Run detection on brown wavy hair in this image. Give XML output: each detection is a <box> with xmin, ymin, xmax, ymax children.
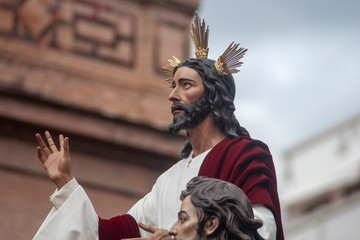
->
<box><xmin>181</xmin><ymin>176</ymin><xmax>263</xmax><ymax>240</ymax></box>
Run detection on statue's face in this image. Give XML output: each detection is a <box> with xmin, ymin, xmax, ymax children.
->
<box><xmin>168</xmin><ymin>66</ymin><xmax>211</xmax><ymax>134</ymax></box>
<box><xmin>169</xmin><ymin>196</ymin><xmax>198</xmax><ymax>240</ymax></box>
<box><xmin>168</xmin><ymin>66</ymin><xmax>205</xmax><ymax>115</ymax></box>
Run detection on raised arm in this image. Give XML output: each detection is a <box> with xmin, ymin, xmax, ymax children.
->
<box><xmin>36</xmin><ymin>131</ymin><xmax>73</xmax><ymax>189</ymax></box>
<box><xmin>34</xmin><ymin>131</ymin><xmax>100</xmax><ymax>240</ymax></box>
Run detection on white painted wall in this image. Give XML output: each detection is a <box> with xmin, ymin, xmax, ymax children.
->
<box><xmin>282</xmin><ymin>115</ymin><xmax>360</xmax><ymax>206</ymax></box>
<box><xmin>285</xmin><ymin>191</ymin><xmax>360</xmax><ymax>240</ymax></box>
<box><xmin>282</xmin><ymin>115</ymin><xmax>360</xmax><ymax>239</ymax></box>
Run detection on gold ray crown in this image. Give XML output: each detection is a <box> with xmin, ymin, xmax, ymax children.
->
<box><xmin>163</xmin><ymin>56</ymin><xmax>181</xmax><ymax>82</ymax></box>
<box><xmin>215</xmin><ymin>42</ymin><xmax>248</xmax><ymax>75</ymax></box>
<box><xmin>190</xmin><ymin>11</ymin><xmax>209</xmax><ymax>59</ymax></box>
<box><xmin>162</xmin><ymin>12</ymin><xmax>247</xmax><ymax>81</ymax></box>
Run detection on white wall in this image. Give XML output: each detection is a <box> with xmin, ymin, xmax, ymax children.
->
<box><xmin>285</xmin><ymin>190</ymin><xmax>360</xmax><ymax>240</ymax></box>
<box><xmin>282</xmin><ymin>116</ymin><xmax>360</xmax><ymax>206</ymax></box>
<box><xmin>282</xmin><ymin>115</ymin><xmax>360</xmax><ymax>239</ymax></box>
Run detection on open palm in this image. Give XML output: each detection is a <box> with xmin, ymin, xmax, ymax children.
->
<box><xmin>36</xmin><ymin>131</ymin><xmax>73</xmax><ymax>189</ymax></box>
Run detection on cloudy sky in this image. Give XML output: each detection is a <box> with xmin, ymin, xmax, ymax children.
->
<box><xmin>198</xmin><ymin>0</ymin><xmax>360</xmax><ymax>192</ymax></box>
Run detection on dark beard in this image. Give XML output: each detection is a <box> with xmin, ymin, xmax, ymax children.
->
<box><xmin>168</xmin><ymin>95</ymin><xmax>211</xmax><ymax>134</ymax></box>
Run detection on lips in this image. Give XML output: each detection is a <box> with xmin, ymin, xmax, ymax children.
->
<box><xmin>171</xmin><ymin>104</ymin><xmax>184</xmax><ymax>113</ymax></box>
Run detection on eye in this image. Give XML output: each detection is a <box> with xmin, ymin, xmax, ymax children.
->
<box><xmin>179</xmin><ymin>213</ymin><xmax>188</xmax><ymax>223</ymax></box>
<box><xmin>183</xmin><ymin>82</ymin><xmax>192</xmax><ymax>88</ymax></box>
<box><xmin>179</xmin><ymin>216</ymin><xmax>186</xmax><ymax>224</ymax></box>
<box><xmin>171</xmin><ymin>82</ymin><xmax>176</xmax><ymax>89</ymax></box>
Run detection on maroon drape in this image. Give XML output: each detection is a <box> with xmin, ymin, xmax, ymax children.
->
<box><xmin>198</xmin><ymin>137</ymin><xmax>284</xmax><ymax>240</ymax></box>
<box><xmin>98</xmin><ymin>214</ymin><xmax>140</xmax><ymax>240</ymax></box>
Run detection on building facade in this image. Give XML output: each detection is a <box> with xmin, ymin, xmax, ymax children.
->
<box><xmin>282</xmin><ymin>114</ymin><xmax>360</xmax><ymax>239</ymax></box>
<box><xmin>0</xmin><ymin>0</ymin><xmax>200</xmax><ymax>239</ymax></box>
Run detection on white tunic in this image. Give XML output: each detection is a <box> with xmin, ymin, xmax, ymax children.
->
<box><xmin>127</xmin><ymin>149</ymin><xmax>211</xmax><ymax>235</ymax></box>
<box><xmin>33</xmin><ymin>150</ymin><xmax>276</xmax><ymax>240</ymax></box>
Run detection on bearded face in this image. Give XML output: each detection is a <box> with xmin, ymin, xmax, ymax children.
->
<box><xmin>168</xmin><ymin>94</ymin><xmax>211</xmax><ymax>134</ymax></box>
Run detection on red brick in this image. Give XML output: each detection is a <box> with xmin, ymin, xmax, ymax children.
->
<box><xmin>98</xmin><ymin>41</ymin><xmax>132</xmax><ymax>62</ymax></box>
<box><xmin>0</xmin><ymin>8</ymin><xmax>13</xmax><ymax>32</ymax></box>
<box><xmin>0</xmin><ymin>1</ymin><xmax>200</xmax><ymax>239</ymax></box>
<box><xmin>56</xmin><ymin>25</ymin><xmax>74</xmax><ymax>50</ymax></box>
<box><xmin>116</xmin><ymin>14</ymin><xmax>133</xmax><ymax>38</ymax></box>
<box><xmin>59</xmin><ymin>1</ymin><xmax>73</xmax><ymax>23</ymax></box>
<box><xmin>18</xmin><ymin>0</ymin><xmax>53</xmax><ymax>37</ymax></box>
<box><xmin>76</xmin><ymin>19</ymin><xmax>116</xmax><ymax>45</ymax></box>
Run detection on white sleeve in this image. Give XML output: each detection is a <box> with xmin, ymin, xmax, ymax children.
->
<box><xmin>253</xmin><ymin>204</ymin><xmax>276</xmax><ymax>240</ymax></box>
<box><xmin>127</xmin><ymin>178</ymin><xmax>160</xmax><ymax>237</ymax></box>
<box><xmin>127</xmin><ymin>162</ymin><xmax>180</xmax><ymax>237</ymax></box>
<box><xmin>33</xmin><ymin>178</ymin><xmax>99</xmax><ymax>240</ymax></box>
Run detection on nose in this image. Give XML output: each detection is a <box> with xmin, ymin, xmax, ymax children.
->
<box><xmin>168</xmin><ymin>229</ymin><xmax>177</xmax><ymax>238</ymax></box>
<box><xmin>168</xmin><ymin>221</ymin><xmax>179</xmax><ymax>238</ymax></box>
<box><xmin>168</xmin><ymin>87</ymin><xmax>180</xmax><ymax>102</ymax></box>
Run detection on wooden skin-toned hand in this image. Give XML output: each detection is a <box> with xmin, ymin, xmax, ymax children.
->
<box><xmin>123</xmin><ymin>223</ymin><xmax>172</xmax><ymax>240</ymax></box>
<box><xmin>36</xmin><ymin>131</ymin><xmax>73</xmax><ymax>189</ymax></box>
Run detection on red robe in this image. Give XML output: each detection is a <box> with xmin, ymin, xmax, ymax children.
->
<box><xmin>198</xmin><ymin>137</ymin><xmax>284</xmax><ymax>240</ymax></box>
<box><xmin>99</xmin><ymin>215</ymin><xmax>140</xmax><ymax>239</ymax></box>
<box><xmin>99</xmin><ymin>137</ymin><xmax>284</xmax><ymax>240</ymax></box>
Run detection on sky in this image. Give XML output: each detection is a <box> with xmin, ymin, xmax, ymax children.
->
<box><xmin>198</xmin><ymin>0</ymin><xmax>360</xmax><ymax>192</ymax></box>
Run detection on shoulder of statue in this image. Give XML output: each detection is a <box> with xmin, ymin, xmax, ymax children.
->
<box><xmin>212</xmin><ymin>136</ymin><xmax>271</xmax><ymax>157</ymax></box>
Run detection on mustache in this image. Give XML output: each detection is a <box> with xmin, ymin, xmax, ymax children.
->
<box><xmin>171</xmin><ymin>97</ymin><xmax>211</xmax><ymax>120</ymax></box>
<box><xmin>168</xmin><ymin>96</ymin><xmax>211</xmax><ymax>135</ymax></box>
<box><xmin>171</xmin><ymin>102</ymin><xmax>192</xmax><ymax>114</ymax></box>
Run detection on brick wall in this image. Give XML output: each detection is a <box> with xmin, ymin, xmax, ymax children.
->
<box><xmin>0</xmin><ymin>0</ymin><xmax>199</xmax><ymax>239</ymax></box>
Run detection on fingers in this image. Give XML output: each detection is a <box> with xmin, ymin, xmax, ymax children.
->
<box><xmin>36</xmin><ymin>133</ymin><xmax>52</xmax><ymax>157</ymax></box>
<box><xmin>123</xmin><ymin>226</ymin><xmax>170</xmax><ymax>240</ymax></box>
<box><xmin>36</xmin><ymin>132</ymin><xmax>68</xmax><ymax>158</ymax></box>
<box><xmin>45</xmin><ymin>131</ymin><xmax>58</xmax><ymax>153</ymax></box>
<box><xmin>37</xmin><ymin>147</ymin><xmax>47</xmax><ymax>163</ymax></box>
<box><xmin>138</xmin><ymin>223</ymin><xmax>157</xmax><ymax>233</ymax></box>
<box><xmin>63</xmin><ymin>137</ymin><xmax>70</xmax><ymax>160</ymax></box>
<box><xmin>59</xmin><ymin>134</ymin><xmax>64</xmax><ymax>149</ymax></box>
<box><xmin>59</xmin><ymin>134</ymin><xmax>71</xmax><ymax>160</ymax></box>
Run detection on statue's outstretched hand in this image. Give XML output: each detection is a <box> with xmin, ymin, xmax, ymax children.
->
<box><xmin>123</xmin><ymin>223</ymin><xmax>172</xmax><ymax>240</ymax></box>
<box><xmin>36</xmin><ymin>131</ymin><xmax>73</xmax><ymax>189</ymax></box>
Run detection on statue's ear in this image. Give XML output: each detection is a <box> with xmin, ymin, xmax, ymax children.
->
<box><xmin>204</xmin><ymin>216</ymin><xmax>219</xmax><ymax>236</ymax></box>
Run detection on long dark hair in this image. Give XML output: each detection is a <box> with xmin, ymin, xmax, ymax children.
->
<box><xmin>181</xmin><ymin>176</ymin><xmax>263</xmax><ymax>240</ymax></box>
<box><xmin>174</xmin><ymin>58</ymin><xmax>250</xmax><ymax>158</ymax></box>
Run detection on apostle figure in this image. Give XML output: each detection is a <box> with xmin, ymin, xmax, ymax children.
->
<box><xmin>33</xmin><ymin>12</ymin><xmax>284</xmax><ymax>240</ymax></box>
<box><xmin>168</xmin><ymin>176</ymin><xmax>263</xmax><ymax>240</ymax></box>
